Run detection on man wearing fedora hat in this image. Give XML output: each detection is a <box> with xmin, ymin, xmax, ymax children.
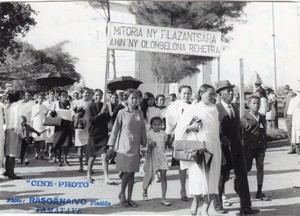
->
<box><xmin>215</xmin><ymin>80</ymin><xmax>259</xmax><ymax>215</ymax></box>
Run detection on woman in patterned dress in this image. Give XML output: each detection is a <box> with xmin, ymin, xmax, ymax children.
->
<box><xmin>142</xmin><ymin>116</ymin><xmax>171</xmax><ymax>206</ymax></box>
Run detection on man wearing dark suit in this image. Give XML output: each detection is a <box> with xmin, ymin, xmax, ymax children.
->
<box><xmin>215</xmin><ymin>80</ymin><xmax>259</xmax><ymax>215</ymax></box>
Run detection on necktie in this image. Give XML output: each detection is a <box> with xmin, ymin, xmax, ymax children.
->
<box><xmin>228</xmin><ymin>105</ymin><xmax>234</xmax><ymax>118</ymax></box>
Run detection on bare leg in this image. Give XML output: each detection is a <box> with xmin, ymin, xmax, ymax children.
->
<box><xmin>160</xmin><ymin>170</ymin><xmax>167</xmax><ymax>200</ymax></box>
<box><xmin>200</xmin><ymin>194</ymin><xmax>212</xmax><ymax>216</ymax></box>
<box><xmin>101</xmin><ymin>152</ymin><xmax>110</xmax><ymax>181</ymax></box>
<box><xmin>87</xmin><ymin>155</ymin><xmax>96</xmax><ymax>180</ymax></box>
<box><xmin>78</xmin><ymin>147</ymin><xmax>83</xmax><ymax>170</ymax></box>
<box><xmin>127</xmin><ymin>172</ymin><xmax>135</xmax><ymax>202</ymax></box>
<box><xmin>190</xmin><ymin>195</ymin><xmax>201</xmax><ymax>215</ymax></box>
<box><xmin>179</xmin><ymin>169</ymin><xmax>187</xmax><ymax>200</ymax></box>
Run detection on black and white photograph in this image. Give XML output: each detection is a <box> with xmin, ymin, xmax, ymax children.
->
<box><xmin>0</xmin><ymin>0</ymin><xmax>300</xmax><ymax>215</ymax></box>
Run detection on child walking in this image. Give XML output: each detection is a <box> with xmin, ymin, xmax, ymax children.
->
<box><xmin>142</xmin><ymin>116</ymin><xmax>171</xmax><ymax>206</ymax></box>
<box><xmin>241</xmin><ymin>95</ymin><xmax>269</xmax><ymax>201</ymax></box>
<box><xmin>107</xmin><ymin>89</ymin><xmax>147</xmax><ymax>208</ymax></box>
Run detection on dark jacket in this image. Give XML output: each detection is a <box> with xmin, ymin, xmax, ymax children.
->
<box><xmin>241</xmin><ymin>111</ymin><xmax>267</xmax><ymax>150</ymax></box>
<box><xmin>87</xmin><ymin>102</ymin><xmax>111</xmax><ymax>146</ymax></box>
<box><xmin>216</xmin><ymin>102</ymin><xmax>244</xmax><ymax>157</ymax></box>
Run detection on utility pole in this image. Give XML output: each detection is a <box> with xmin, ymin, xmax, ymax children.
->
<box><xmin>272</xmin><ymin>3</ymin><xmax>278</xmax><ymax>94</ymax></box>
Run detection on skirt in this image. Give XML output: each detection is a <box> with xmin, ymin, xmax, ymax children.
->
<box><xmin>5</xmin><ymin>129</ymin><xmax>22</xmax><ymax>157</ymax></box>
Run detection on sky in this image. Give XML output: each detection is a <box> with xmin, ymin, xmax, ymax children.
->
<box><xmin>19</xmin><ymin>1</ymin><xmax>300</xmax><ymax>91</ymax></box>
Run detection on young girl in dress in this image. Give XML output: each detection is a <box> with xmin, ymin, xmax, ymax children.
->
<box><xmin>107</xmin><ymin>89</ymin><xmax>147</xmax><ymax>208</ymax></box>
<box><xmin>142</xmin><ymin>116</ymin><xmax>171</xmax><ymax>206</ymax></box>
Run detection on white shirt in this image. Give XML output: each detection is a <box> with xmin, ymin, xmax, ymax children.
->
<box><xmin>287</xmin><ymin>94</ymin><xmax>300</xmax><ymax>115</ymax></box>
<box><xmin>221</xmin><ymin>100</ymin><xmax>235</xmax><ymax>117</ymax></box>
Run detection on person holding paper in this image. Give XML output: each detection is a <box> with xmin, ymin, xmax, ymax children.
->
<box><xmin>175</xmin><ymin>84</ymin><xmax>221</xmax><ymax>216</ymax></box>
<box><xmin>52</xmin><ymin>90</ymin><xmax>73</xmax><ymax>167</ymax></box>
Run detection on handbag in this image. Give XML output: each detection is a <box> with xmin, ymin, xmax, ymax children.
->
<box><xmin>43</xmin><ymin>116</ymin><xmax>62</xmax><ymax>127</ymax></box>
<box><xmin>173</xmin><ymin>133</ymin><xmax>205</xmax><ymax>162</ymax></box>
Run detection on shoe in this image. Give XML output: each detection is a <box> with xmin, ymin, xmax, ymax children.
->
<box><xmin>287</xmin><ymin>148</ymin><xmax>296</xmax><ymax>154</ymax></box>
<box><xmin>256</xmin><ymin>193</ymin><xmax>270</xmax><ymax>201</ymax></box>
<box><xmin>240</xmin><ymin>207</ymin><xmax>260</xmax><ymax>215</ymax></box>
<box><xmin>119</xmin><ymin>172</ymin><xmax>123</xmax><ymax>179</ymax></box>
<box><xmin>215</xmin><ymin>207</ymin><xmax>228</xmax><ymax>214</ymax></box>
<box><xmin>180</xmin><ymin>190</ymin><xmax>189</xmax><ymax>201</ymax></box>
<box><xmin>118</xmin><ymin>194</ymin><xmax>129</xmax><ymax>207</ymax></box>
<box><xmin>128</xmin><ymin>200</ymin><xmax>139</xmax><ymax>208</ymax></box>
<box><xmin>9</xmin><ymin>173</ymin><xmax>22</xmax><ymax>179</ymax></box>
<box><xmin>58</xmin><ymin>162</ymin><xmax>63</xmax><ymax>167</ymax></box>
<box><xmin>24</xmin><ymin>161</ymin><xmax>30</xmax><ymax>166</ymax></box>
<box><xmin>161</xmin><ymin>199</ymin><xmax>171</xmax><ymax>206</ymax></box>
<box><xmin>78</xmin><ymin>168</ymin><xmax>84</xmax><ymax>173</ymax></box>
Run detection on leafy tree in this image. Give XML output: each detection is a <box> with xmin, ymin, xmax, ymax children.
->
<box><xmin>129</xmin><ymin>1</ymin><xmax>247</xmax><ymax>83</ymax></box>
<box><xmin>0</xmin><ymin>40</ymin><xmax>81</xmax><ymax>91</ymax></box>
<box><xmin>0</xmin><ymin>2</ymin><xmax>37</xmax><ymax>62</ymax></box>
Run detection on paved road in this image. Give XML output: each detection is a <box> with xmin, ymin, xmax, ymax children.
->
<box><xmin>0</xmin><ymin>142</ymin><xmax>299</xmax><ymax>215</ymax></box>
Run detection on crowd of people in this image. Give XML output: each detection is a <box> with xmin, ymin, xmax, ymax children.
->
<box><xmin>0</xmin><ymin>79</ymin><xmax>299</xmax><ymax>215</ymax></box>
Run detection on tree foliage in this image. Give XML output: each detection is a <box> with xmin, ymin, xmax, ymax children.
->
<box><xmin>129</xmin><ymin>1</ymin><xmax>247</xmax><ymax>83</ymax></box>
<box><xmin>0</xmin><ymin>2</ymin><xmax>37</xmax><ymax>62</ymax></box>
<box><xmin>0</xmin><ymin>40</ymin><xmax>81</xmax><ymax>91</ymax></box>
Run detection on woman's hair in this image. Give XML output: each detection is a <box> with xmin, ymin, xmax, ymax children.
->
<box><xmin>196</xmin><ymin>84</ymin><xmax>214</xmax><ymax>102</ymax></box>
<box><xmin>123</xmin><ymin>88</ymin><xmax>138</xmax><ymax>101</ymax></box>
<box><xmin>140</xmin><ymin>92</ymin><xmax>155</xmax><ymax>120</ymax></box>
<box><xmin>59</xmin><ymin>90</ymin><xmax>68</xmax><ymax>96</ymax></box>
<box><xmin>36</xmin><ymin>93</ymin><xmax>44</xmax><ymax>98</ymax></box>
<box><xmin>48</xmin><ymin>90</ymin><xmax>55</xmax><ymax>95</ymax></box>
<box><xmin>5</xmin><ymin>92</ymin><xmax>17</xmax><ymax>103</ymax></box>
<box><xmin>94</xmin><ymin>89</ymin><xmax>103</xmax><ymax>95</ymax></box>
<box><xmin>110</xmin><ymin>93</ymin><xmax>118</xmax><ymax>99</ymax></box>
<box><xmin>179</xmin><ymin>85</ymin><xmax>192</xmax><ymax>93</ymax></box>
<box><xmin>155</xmin><ymin>94</ymin><xmax>165</xmax><ymax>102</ymax></box>
<box><xmin>150</xmin><ymin>116</ymin><xmax>162</xmax><ymax>126</ymax></box>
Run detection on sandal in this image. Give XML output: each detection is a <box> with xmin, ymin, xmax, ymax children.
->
<box><xmin>118</xmin><ymin>194</ymin><xmax>129</xmax><ymax>207</ymax></box>
<box><xmin>161</xmin><ymin>199</ymin><xmax>171</xmax><ymax>206</ymax></box>
<box><xmin>128</xmin><ymin>200</ymin><xmax>139</xmax><ymax>208</ymax></box>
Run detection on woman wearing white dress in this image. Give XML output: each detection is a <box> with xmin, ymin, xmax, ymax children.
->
<box><xmin>73</xmin><ymin>89</ymin><xmax>92</xmax><ymax>172</ymax></box>
<box><xmin>43</xmin><ymin>90</ymin><xmax>56</xmax><ymax>160</ymax></box>
<box><xmin>3</xmin><ymin>92</ymin><xmax>23</xmax><ymax>179</ymax></box>
<box><xmin>165</xmin><ymin>85</ymin><xmax>192</xmax><ymax>201</ymax></box>
<box><xmin>175</xmin><ymin>84</ymin><xmax>221</xmax><ymax>216</ymax></box>
<box><xmin>31</xmin><ymin>94</ymin><xmax>47</xmax><ymax>159</ymax></box>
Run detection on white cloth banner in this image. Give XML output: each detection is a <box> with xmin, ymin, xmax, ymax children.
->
<box><xmin>108</xmin><ymin>22</ymin><xmax>221</xmax><ymax>57</ymax></box>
